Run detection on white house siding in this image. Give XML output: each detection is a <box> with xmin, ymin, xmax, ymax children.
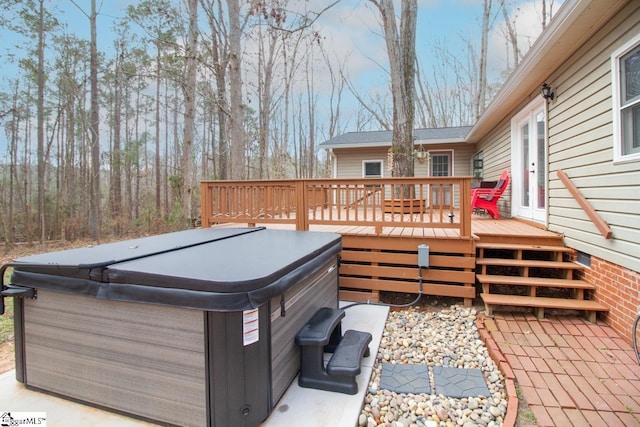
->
<box><xmin>334</xmin><ymin>147</ymin><xmax>390</xmax><ymax>178</ymax></box>
<box><xmin>473</xmin><ymin>116</ymin><xmax>516</xmax><ymax>218</ymax></box>
<box><xmin>332</xmin><ymin>145</ymin><xmax>474</xmax><ymax>208</ymax></box>
<box><xmin>333</xmin><ymin>145</ymin><xmax>473</xmax><ymax>179</ymax></box>
<box><xmin>546</xmin><ymin>1</ymin><xmax>640</xmax><ymax>273</ymax></box>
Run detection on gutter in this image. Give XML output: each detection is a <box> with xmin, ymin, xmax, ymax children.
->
<box><xmin>466</xmin><ymin>0</ymin><xmax>630</xmax><ymax>143</ymax></box>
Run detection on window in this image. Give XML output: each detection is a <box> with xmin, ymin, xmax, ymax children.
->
<box><xmin>363</xmin><ymin>160</ymin><xmax>383</xmax><ymax>178</ymax></box>
<box><xmin>612</xmin><ymin>34</ymin><xmax>640</xmax><ymax>162</ymax></box>
<box><xmin>429</xmin><ymin>151</ymin><xmax>451</xmax><ymax>177</ymax></box>
<box><xmin>472</xmin><ymin>152</ymin><xmax>484</xmax><ymax>179</ymax></box>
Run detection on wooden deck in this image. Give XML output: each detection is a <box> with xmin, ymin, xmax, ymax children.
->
<box><xmin>212</xmin><ymin>213</ymin><xmax>559</xmax><ymax>242</ymax></box>
<box><xmin>200</xmin><ymin>178</ymin><xmax>563</xmax><ymax>306</ymax></box>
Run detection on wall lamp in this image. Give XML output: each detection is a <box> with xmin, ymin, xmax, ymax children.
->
<box><xmin>541</xmin><ymin>83</ymin><xmax>555</xmax><ymax>101</ymax></box>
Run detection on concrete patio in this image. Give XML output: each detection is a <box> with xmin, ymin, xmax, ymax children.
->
<box><xmin>0</xmin><ymin>303</ymin><xmax>389</xmax><ymax>427</ymax></box>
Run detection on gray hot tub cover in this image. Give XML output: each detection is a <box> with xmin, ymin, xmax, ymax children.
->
<box><xmin>6</xmin><ymin>228</ymin><xmax>341</xmax><ymax>311</ymax></box>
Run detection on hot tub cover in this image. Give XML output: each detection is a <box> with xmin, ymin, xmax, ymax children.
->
<box><xmin>6</xmin><ymin>228</ymin><xmax>341</xmax><ymax>311</ymax></box>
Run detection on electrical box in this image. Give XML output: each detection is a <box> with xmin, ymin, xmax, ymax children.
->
<box><xmin>418</xmin><ymin>244</ymin><xmax>430</xmax><ymax>268</ymax></box>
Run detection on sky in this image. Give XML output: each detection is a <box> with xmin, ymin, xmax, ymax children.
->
<box><xmin>0</xmin><ymin>0</ymin><xmax>562</xmax><ymax>153</ymax></box>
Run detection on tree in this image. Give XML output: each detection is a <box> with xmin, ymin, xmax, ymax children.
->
<box><xmin>180</xmin><ymin>0</ymin><xmax>198</xmax><ymax>225</ymax></box>
<box><xmin>475</xmin><ymin>0</ymin><xmax>491</xmax><ymax>120</ymax></box>
<box><xmin>89</xmin><ymin>0</ymin><xmax>101</xmax><ymax>241</ymax></box>
<box><xmin>127</xmin><ymin>0</ymin><xmax>178</xmax><ymax>216</ymax></box>
<box><xmin>227</xmin><ymin>0</ymin><xmax>246</xmax><ymax>180</ymax></box>
<box><xmin>369</xmin><ymin>0</ymin><xmax>417</xmax><ymax>179</ymax></box>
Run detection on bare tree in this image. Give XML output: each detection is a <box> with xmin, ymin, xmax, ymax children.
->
<box><xmin>500</xmin><ymin>0</ymin><xmax>520</xmax><ymax>70</ymax></box>
<box><xmin>369</xmin><ymin>0</ymin><xmax>417</xmax><ymax>178</ymax></box>
<box><xmin>474</xmin><ymin>0</ymin><xmax>491</xmax><ymax>120</ymax></box>
<box><xmin>227</xmin><ymin>0</ymin><xmax>246</xmax><ymax>180</ymax></box>
<box><xmin>180</xmin><ymin>0</ymin><xmax>198</xmax><ymax>225</ymax></box>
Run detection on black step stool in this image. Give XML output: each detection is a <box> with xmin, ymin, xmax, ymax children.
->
<box><xmin>295</xmin><ymin>307</ymin><xmax>372</xmax><ymax>395</ymax></box>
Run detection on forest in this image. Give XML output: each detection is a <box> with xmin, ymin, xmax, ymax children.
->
<box><xmin>0</xmin><ymin>0</ymin><xmax>556</xmax><ymax>246</ymax></box>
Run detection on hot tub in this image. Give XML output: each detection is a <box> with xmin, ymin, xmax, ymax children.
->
<box><xmin>1</xmin><ymin>227</ymin><xmax>341</xmax><ymax>427</ymax></box>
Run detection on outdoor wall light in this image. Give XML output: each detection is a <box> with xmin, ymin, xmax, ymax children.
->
<box><xmin>541</xmin><ymin>83</ymin><xmax>555</xmax><ymax>101</ymax></box>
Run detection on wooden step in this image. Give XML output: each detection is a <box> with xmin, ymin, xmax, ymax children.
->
<box><xmin>476</xmin><ymin>274</ymin><xmax>595</xmax><ymax>290</ymax></box>
<box><xmin>476</xmin><ymin>242</ymin><xmax>572</xmax><ymax>252</ymax></box>
<box><xmin>481</xmin><ymin>293</ymin><xmax>609</xmax><ymax>322</ymax></box>
<box><xmin>476</xmin><ymin>259</ymin><xmax>582</xmax><ymax>269</ymax></box>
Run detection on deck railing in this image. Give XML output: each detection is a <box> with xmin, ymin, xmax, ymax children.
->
<box><xmin>200</xmin><ymin>177</ymin><xmax>472</xmax><ymax>237</ymax></box>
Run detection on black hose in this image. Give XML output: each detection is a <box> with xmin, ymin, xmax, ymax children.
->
<box><xmin>342</xmin><ymin>266</ymin><xmax>425</xmax><ymax>310</ymax></box>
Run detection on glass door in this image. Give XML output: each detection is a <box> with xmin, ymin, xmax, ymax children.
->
<box><xmin>512</xmin><ymin>101</ymin><xmax>547</xmax><ymax>222</ymax></box>
<box><xmin>429</xmin><ymin>151</ymin><xmax>452</xmax><ymax>207</ymax></box>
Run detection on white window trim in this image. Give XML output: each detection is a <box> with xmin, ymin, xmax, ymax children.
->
<box><xmin>427</xmin><ymin>149</ymin><xmax>454</xmax><ymax>177</ymax></box>
<box><xmin>510</xmin><ymin>97</ymin><xmax>547</xmax><ymax>223</ymax></box>
<box><xmin>611</xmin><ymin>32</ymin><xmax>640</xmax><ymax>164</ymax></box>
<box><xmin>362</xmin><ymin>159</ymin><xmax>383</xmax><ymax>178</ymax></box>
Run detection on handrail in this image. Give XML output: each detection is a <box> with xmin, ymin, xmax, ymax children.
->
<box><xmin>557</xmin><ymin>169</ymin><xmax>612</xmax><ymax>239</ymax></box>
<box><xmin>200</xmin><ymin>177</ymin><xmax>473</xmax><ymax>238</ymax></box>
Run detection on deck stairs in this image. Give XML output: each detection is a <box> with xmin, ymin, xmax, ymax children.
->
<box><xmin>476</xmin><ymin>239</ymin><xmax>609</xmax><ymax>322</ymax></box>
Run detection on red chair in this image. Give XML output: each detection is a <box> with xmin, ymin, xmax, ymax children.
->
<box><xmin>471</xmin><ymin>170</ymin><xmax>510</xmax><ymax>219</ymax></box>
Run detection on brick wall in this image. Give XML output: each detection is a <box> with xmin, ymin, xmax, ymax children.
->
<box><xmin>572</xmin><ymin>252</ymin><xmax>640</xmax><ymax>345</ymax></box>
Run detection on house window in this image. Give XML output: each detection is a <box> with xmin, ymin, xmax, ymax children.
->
<box><xmin>612</xmin><ymin>34</ymin><xmax>640</xmax><ymax>162</ymax></box>
<box><xmin>472</xmin><ymin>152</ymin><xmax>484</xmax><ymax>179</ymax></box>
<box><xmin>429</xmin><ymin>152</ymin><xmax>451</xmax><ymax>177</ymax></box>
<box><xmin>363</xmin><ymin>160</ymin><xmax>383</xmax><ymax>178</ymax></box>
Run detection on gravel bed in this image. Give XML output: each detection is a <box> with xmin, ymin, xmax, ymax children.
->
<box><xmin>358</xmin><ymin>305</ymin><xmax>507</xmax><ymax>427</ymax></box>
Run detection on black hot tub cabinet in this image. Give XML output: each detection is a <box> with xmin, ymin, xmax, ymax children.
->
<box><xmin>1</xmin><ymin>227</ymin><xmax>341</xmax><ymax>427</ymax></box>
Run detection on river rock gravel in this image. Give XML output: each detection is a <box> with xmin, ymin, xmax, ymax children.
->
<box><xmin>358</xmin><ymin>305</ymin><xmax>507</xmax><ymax>427</ymax></box>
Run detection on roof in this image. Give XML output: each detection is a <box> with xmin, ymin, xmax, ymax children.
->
<box><xmin>319</xmin><ymin>126</ymin><xmax>473</xmax><ymax>149</ymax></box>
<box><xmin>466</xmin><ymin>0</ymin><xmax>630</xmax><ymax>142</ymax></box>
<box><xmin>322</xmin><ymin>0</ymin><xmax>631</xmax><ymax>150</ymax></box>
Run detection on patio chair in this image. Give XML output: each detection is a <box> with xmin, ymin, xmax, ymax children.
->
<box><xmin>471</xmin><ymin>170</ymin><xmax>510</xmax><ymax>219</ymax></box>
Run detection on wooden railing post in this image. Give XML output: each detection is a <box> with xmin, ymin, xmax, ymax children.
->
<box><xmin>296</xmin><ymin>180</ymin><xmax>309</xmax><ymax>231</ymax></box>
<box><xmin>200</xmin><ymin>181</ymin><xmax>212</xmax><ymax>228</ymax></box>
<box><xmin>460</xmin><ymin>177</ymin><xmax>472</xmax><ymax>238</ymax></box>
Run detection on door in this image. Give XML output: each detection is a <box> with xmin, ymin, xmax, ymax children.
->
<box><xmin>429</xmin><ymin>151</ymin><xmax>452</xmax><ymax>207</ymax></box>
<box><xmin>511</xmin><ymin>101</ymin><xmax>547</xmax><ymax>222</ymax></box>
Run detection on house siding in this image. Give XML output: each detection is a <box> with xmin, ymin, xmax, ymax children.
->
<box><xmin>332</xmin><ymin>144</ymin><xmax>474</xmax><ymax>179</ymax></box>
<box><xmin>473</xmin><ymin>115</ymin><xmax>516</xmax><ymax>218</ymax></box>
<box><xmin>335</xmin><ymin>147</ymin><xmax>390</xmax><ymax>178</ymax></box>
<box><xmin>546</xmin><ymin>1</ymin><xmax>640</xmax><ymax>274</ymax></box>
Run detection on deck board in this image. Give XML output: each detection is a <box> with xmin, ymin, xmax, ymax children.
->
<box><xmin>211</xmin><ymin>214</ymin><xmax>558</xmax><ymax>242</ymax></box>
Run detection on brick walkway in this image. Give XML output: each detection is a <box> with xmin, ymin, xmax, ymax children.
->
<box><xmin>481</xmin><ymin>313</ymin><xmax>640</xmax><ymax>427</ymax></box>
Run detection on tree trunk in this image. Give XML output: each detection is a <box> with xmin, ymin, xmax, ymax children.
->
<box><xmin>181</xmin><ymin>0</ymin><xmax>198</xmax><ymax>226</ymax></box>
<box><xmin>501</xmin><ymin>1</ymin><xmax>519</xmax><ymax>69</ymax></box>
<box><xmin>155</xmin><ymin>47</ymin><xmax>162</xmax><ymax>215</ymax></box>
<box><xmin>227</xmin><ymin>0</ymin><xmax>245</xmax><ymax>180</ymax></box>
<box><xmin>475</xmin><ymin>0</ymin><xmax>491</xmax><ymax>120</ymax></box>
<box><xmin>89</xmin><ymin>0</ymin><xmax>101</xmax><ymax>241</ymax></box>
<box><xmin>37</xmin><ymin>0</ymin><xmax>45</xmax><ymax>243</ymax></box>
<box><xmin>370</xmin><ymin>0</ymin><xmax>417</xmax><ymax>179</ymax></box>
<box><xmin>112</xmin><ymin>45</ymin><xmax>123</xmax><ymax>235</ymax></box>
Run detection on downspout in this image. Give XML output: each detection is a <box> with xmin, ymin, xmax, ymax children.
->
<box><xmin>544</xmin><ymin>94</ymin><xmax>551</xmax><ymax>229</ymax></box>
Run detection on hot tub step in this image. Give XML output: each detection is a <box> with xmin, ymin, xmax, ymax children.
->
<box><xmin>296</xmin><ymin>307</ymin><xmax>372</xmax><ymax>394</ymax></box>
<box><xmin>326</xmin><ymin>329</ymin><xmax>372</xmax><ymax>376</ymax></box>
<box><xmin>295</xmin><ymin>307</ymin><xmax>345</xmax><ymax>347</ymax></box>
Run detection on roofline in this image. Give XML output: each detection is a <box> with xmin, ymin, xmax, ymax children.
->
<box><xmin>466</xmin><ymin>0</ymin><xmax>630</xmax><ymax>143</ymax></box>
<box><xmin>320</xmin><ymin>137</ymin><xmax>468</xmax><ymax>150</ymax></box>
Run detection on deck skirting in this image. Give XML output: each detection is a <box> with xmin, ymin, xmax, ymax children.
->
<box><xmin>338</xmin><ymin>234</ymin><xmax>476</xmax><ymax>306</ymax></box>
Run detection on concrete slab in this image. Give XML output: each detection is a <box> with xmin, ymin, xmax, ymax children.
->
<box><xmin>0</xmin><ymin>302</ymin><xmax>388</xmax><ymax>427</ymax></box>
<box><xmin>261</xmin><ymin>303</ymin><xmax>389</xmax><ymax>427</ymax></box>
<box><xmin>379</xmin><ymin>363</ymin><xmax>431</xmax><ymax>394</ymax></box>
<box><xmin>432</xmin><ymin>366</ymin><xmax>490</xmax><ymax>398</ymax></box>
